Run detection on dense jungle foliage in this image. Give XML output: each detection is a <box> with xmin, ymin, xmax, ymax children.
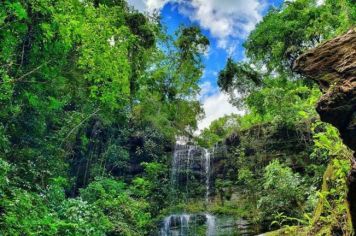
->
<box><xmin>0</xmin><ymin>0</ymin><xmax>355</xmax><ymax>235</ymax></box>
<box><xmin>197</xmin><ymin>0</ymin><xmax>355</xmax><ymax>234</ymax></box>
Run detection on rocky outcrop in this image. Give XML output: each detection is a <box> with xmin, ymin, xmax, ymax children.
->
<box><xmin>293</xmin><ymin>28</ymin><xmax>356</xmax><ymax>232</ymax></box>
<box><xmin>293</xmin><ymin>29</ymin><xmax>356</xmax><ymax>153</ymax></box>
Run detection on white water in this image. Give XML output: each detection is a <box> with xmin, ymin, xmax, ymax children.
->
<box><xmin>204</xmin><ymin>149</ymin><xmax>211</xmax><ymax>203</ymax></box>
<box><xmin>160</xmin><ymin>214</ymin><xmax>215</xmax><ymax>236</ymax></box>
<box><xmin>171</xmin><ymin>144</ymin><xmax>194</xmax><ymax>188</ymax></box>
<box><xmin>162</xmin><ymin>142</ymin><xmax>217</xmax><ymax>235</ymax></box>
<box><xmin>161</xmin><ymin>142</ymin><xmax>254</xmax><ymax>236</ymax></box>
<box><xmin>171</xmin><ymin>144</ymin><xmax>212</xmax><ymax>201</ymax></box>
<box><xmin>206</xmin><ymin>214</ymin><xmax>216</xmax><ymax>236</ymax></box>
<box><xmin>160</xmin><ymin>214</ymin><xmax>191</xmax><ymax>236</ymax></box>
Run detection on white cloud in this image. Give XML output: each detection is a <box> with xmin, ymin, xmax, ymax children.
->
<box><xmin>199</xmin><ymin>81</ymin><xmax>215</xmax><ymax>100</ymax></box>
<box><xmin>286</xmin><ymin>0</ymin><xmax>324</xmax><ymax>6</ymax></box>
<box><xmin>201</xmin><ymin>69</ymin><xmax>217</xmax><ymax>80</ymax></box>
<box><xmin>127</xmin><ymin>0</ymin><xmax>168</xmax><ymax>12</ymax></box>
<box><xmin>126</xmin><ymin>0</ymin><xmax>255</xmax><ymax>132</ymax></box>
<box><xmin>183</xmin><ymin>0</ymin><xmax>262</xmax><ymax>36</ymax></box>
<box><xmin>146</xmin><ymin>0</ymin><xmax>169</xmax><ymax>11</ymax></box>
<box><xmin>127</xmin><ymin>0</ymin><xmax>265</xmax><ymax>53</ymax></box>
<box><xmin>177</xmin><ymin>0</ymin><xmax>264</xmax><ymax>51</ymax></box>
<box><xmin>197</xmin><ymin>82</ymin><xmax>244</xmax><ymax>133</ymax></box>
<box><xmin>127</xmin><ymin>0</ymin><xmax>147</xmax><ymax>12</ymax></box>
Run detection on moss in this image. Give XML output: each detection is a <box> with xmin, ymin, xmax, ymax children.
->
<box><xmin>304</xmin><ymin>158</ymin><xmax>353</xmax><ymax>236</ymax></box>
<box><xmin>262</xmin><ymin>226</ymin><xmax>307</xmax><ymax>236</ymax></box>
<box><xmin>265</xmin><ymin>155</ymin><xmax>353</xmax><ymax>236</ymax></box>
<box><xmin>311</xmin><ymin>163</ymin><xmax>334</xmax><ymax>225</ymax></box>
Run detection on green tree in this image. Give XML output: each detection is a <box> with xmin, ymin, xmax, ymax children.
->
<box><xmin>197</xmin><ymin>114</ymin><xmax>240</xmax><ymax>148</ymax></box>
<box><xmin>245</xmin><ymin>0</ymin><xmax>354</xmax><ymax>74</ymax></box>
<box><xmin>0</xmin><ymin>1</ymin><xmax>209</xmax><ymax>235</ymax></box>
<box><xmin>218</xmin><ymin>58</ymin><xmax>263</xmax><ymax>107</ymax></box>
<box><xmin>258</xmin><ymin>160</ymin><xmax>304</xmax><ymax>226</ymax></box>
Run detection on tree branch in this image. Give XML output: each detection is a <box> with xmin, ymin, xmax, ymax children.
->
<box><xmin>61</xmin><ymin>109</ymin><xmax>101</xmax><ymax>147</ymax></box>
<box><xmin>0</xmin><ymin>60</ymin><xmax>52</xmax><ymax>84</ymax></box>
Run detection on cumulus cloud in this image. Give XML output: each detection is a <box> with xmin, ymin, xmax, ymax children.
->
<box><xmin>127</xmin><ymin>0</ymin><xmax>147</xmax><ymax>12</ymax></box>
<box><xmin>175</xmin><ymin>0</ymin><xmax>265</xmax><ymax>54</ymax></box>
<box><xmin>197</xmin><ymin>82</ymin><xmax>244</xmax><ymax>132</ymax></box>
<box><xmin>179</xmin><ymin>0</ymin><xmax>263</xmax><ymax>39</ymax></box>
<box><xmin>126</xmin><ymin>0</ymin><xmax>254</xmax><ymax>131</ymax></box>
<box><xmin>127</xmin><ymin>0</ymin><xmax>168</xmax><ymax>12</ymax></box>
<box><xmin>146</xmin><ymin>0</ymin><xmax>169</xmax><ymax>11</ymax></box>
<box><xmin>199</xmin><ymin>81</ymin><xmax>215</xmax><ymax>100</ymax></box>
<box><xmin>127</xmin><ymin>0</ymin><xmax>265</xmax><ymax>51</ymax></box>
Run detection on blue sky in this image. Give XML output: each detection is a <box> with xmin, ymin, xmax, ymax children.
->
<box><xmin>127</xmin><ymin>0</ymin><xmax>284</xmax><ymax>131</ymax></box>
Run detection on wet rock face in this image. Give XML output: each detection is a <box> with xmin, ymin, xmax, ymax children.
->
<box><xmin>293</xmin><ymin>29</ymin><xmax>356</xmax><ymax>152</ymax></box>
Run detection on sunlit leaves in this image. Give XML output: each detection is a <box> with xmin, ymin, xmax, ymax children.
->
<box><xmin>0</xmin><ymin>1</ymin><xmax>207</xmax><ymax>234</ymax></box>
<box><xmin>258</xmin><ymin>160</ymin><xmax>304</xmax><ymax>222</ymax></box>
<box><xmin>133</xmin><ymin>26</ymin><xmax>208</xmax><ymax>137</ymax></box>
<box><xmin>53</xmin><ymin>1</ymin><xmax>133</xmax><ymax>110</ymax></box>
<box><xmin>197</xmin><ymin>114</ymin><xmax>241</xmax><ymax>148</ymax></box>
<box><xmin>4</xmin><ymin>2</ymin><xmax>28</xmax><ymax>20</ymax></box>
<box><xmin>239</xmin><ymin>77</ymin><xmax>320</xmax><ymax>129</ymax></box>
<box><xmin>245</xmin><ymin>0</ymin><xmax>355</xmax><ymax>74</ymax></box>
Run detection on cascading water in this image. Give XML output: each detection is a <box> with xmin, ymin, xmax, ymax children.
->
<box><xmin>161</xmin><ymin>141</ymin><xmax>217</xmax><ymax>235</ymax></box>
<box><xmin>170</xmin><ymin>143</ymin><xmax>212</xmax><ymax>201</ymax></box>
<box><xmin>161</xmin><ymin>214</ymin><xmax>191</xmax><ymax>236</ymax></box>
<box><xmin>160</xmin><ymin>214</ymin><xmax>215</xmax><ymax>236</ymax></box>
<box><xmin>160</xmin><ymin>140</ymin><xmax>255</xmax><ymax>236</ymax></box>
<box><xmin>206</xmin><ymin>214</ymin><xmax>216</xmax><ymax>236</ymax></box>
<box><xmin>204</xmin><ymin>149</ymin><xmax>211</xmax><ymax>203</ymax></box>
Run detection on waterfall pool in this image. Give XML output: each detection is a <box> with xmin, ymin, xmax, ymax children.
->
<box><xmin>163</xmin><ymin>142</ymin><xmax>256</xmax><ymax>235</ymax></box>
<box><xmin>159</xmin><ymin>213</ymin><xmax>254</xmax><ymax>236</ymax></box>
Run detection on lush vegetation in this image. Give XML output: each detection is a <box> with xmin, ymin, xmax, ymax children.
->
<box><xmin>0</xmin><ymin>0</ymin><xmax>208</xmax><ymax>234</ymax></box>
<box><xmin>197</xmin><ymin>0</ymin><xmax>355</xmax><ymax>234</ymax></box>
<box><xmin>0</xmin><ymin>0</ymin><xmax>355</xmax><ymax>235</ymax></box>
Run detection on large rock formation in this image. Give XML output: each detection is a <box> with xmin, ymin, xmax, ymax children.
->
<box><xmin>293</xmin><ymin>29</ymin><xmax>356</xmax><ymax>231</ymax></box>
<box><xmin>293</xmin><ymin>29</ymin><xmax>356</xmax><ymax>153</ymax></box>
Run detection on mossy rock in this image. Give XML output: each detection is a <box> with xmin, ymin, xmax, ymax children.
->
<box><xmin>260</xmin><ymin>226</ymin><xmax>307</xmax><ymax>236</ymax></box>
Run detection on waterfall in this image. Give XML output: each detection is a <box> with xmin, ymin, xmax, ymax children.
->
<box><xmin>160</xmin><ymin>213</ymin><xmax>215</xmax><ymax>236</ymax></box>
<box><xmin>171</xmin><ymin>143</ymin><xmax>212</xmax><ymax>201</ymax></box>
<box><xmin>206</xmin><ymin>214</ymin><xmax>216</xmax><ymax>236</ymax></box>
<box><xmin>186</xmin><ymin>146</ymin><xmax>193</xmax><ymax>194</ymax></box>
<box><xmin>160</xmin><ymin>214</ymin><xmax>191</xmax><ymax>236</ymax></box>
<box><xmin>204</xmin><ymin>149</ymin><xmax>211</xmax><ymax>203</ymax></box>
<box><xmin>161</xmin><ymin>216</ymin><xmax>171</xmax><ymax>235</ymax></box>
<box><xmin>161</xmin><ymin>140</ymin><xmax>254</xmax><ymax>235</ymax></box>
<box><xmin>171</xmin><ymin>145</ymin><xmax>178</xmax><ymax>188</ymax></box>
<box><xmin>181</xmin><ymin>214</ymin><xmax>191</xmax><ymax>235</ymax></box>
<box><xmin>162</xmin><ymin>141</ymin><xmax>217</xmax><ymax>235</ymax></box>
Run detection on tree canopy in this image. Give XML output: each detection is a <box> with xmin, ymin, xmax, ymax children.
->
<box><xmin>1</xmin><ymin>0</ymin><xmax>355</xmax><ymax>235</ymax></box>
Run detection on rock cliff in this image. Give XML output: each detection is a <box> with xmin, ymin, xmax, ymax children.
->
<box><xmin>293</xmin><ymin>29</ymin><xmax>356</xmax><ymax>153</ymax></box>
<box><xmin>293</xmin><ymin>28</ymin><xmax>356</xmax><ymax>232</ymax></box>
